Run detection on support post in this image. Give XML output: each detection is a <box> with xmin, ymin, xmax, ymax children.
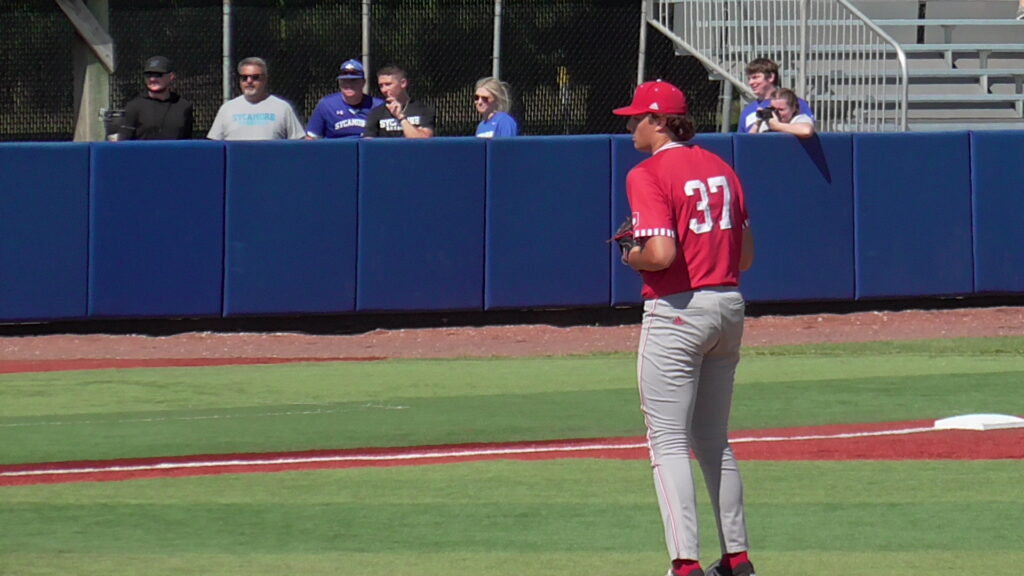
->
<box><xmin>720</xmin><ymin>81</ymin><xmax>733</xmax><ymax>133</ymax></box>
<box><xmin>493</xmin><ymin>0</ymin><xmax>503</xmax><ymax>79</ymax></box>
<box><xmin>223</xmin><ymin>0</ymin><xmax>233</xmax><ymax>103</ymax></box>
<box><xmin>362</xmin><ymin>0</ymin><xmax>372</xmax><ymax>92</ymax></box>
<box><xmin>63</xmin><ymin>0</ymin><xmax>111</xmax><ymax>142</ymax></box>
<box><xmin>638</xmin><ymin>0</ymin><xmax>649</xmax><ymax>86</ymax></box>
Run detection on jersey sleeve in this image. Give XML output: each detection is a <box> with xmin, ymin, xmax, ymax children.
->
<box><xmin>363</xmin><ymin>107</ymin><xmax>381</xmax><ymax>137</ymax></box>
<box><xmin>736</xmin><ymin>102</ymin><xmax>757</xmax><ymax>132</ymax></box>
<box><xmin>798</xmin><ymin>98</ymin><xmax>816</xmax><ymax>121</ymax></box>
<box><xmin>419</xmin><ymin>105</ymin><xmax>437</xmax><ymax>130</ymax></box>
<box><xmin>285</xmin><ymin>105</ymin><xmax>305</xmax><ymax>140</ymax></box>
<box><xmin>494</xmin><ymin>114</ymin><xmax>519</xmax><ymax>137</ymax></box>
<box><xmin>206</xmin><ymin>105</ymin><xmax>227</xmax><ymax>140</ymax></box>
<box><xmin>116</xmin><ymin>99</ymin><xmax>140</xmax><ymax>141</ymax></box>
<box><xmin>182</xmin><ymin>101</ymin><xmax>194</xmax><ymax>139</ymax></box>
<box><xmin>627</xmin><ymin>165</ymin><xmax>676</xmax><ymax>239</ymax></box>
<box><xmin>728</xmin><ymin>171</ymin><xmax>750</xmax><ymax>231</ymax></box>
<box><xmin>791</xmin><ymin>113</ymin><xmax>815</xmax><ymax>126</ymax></box>
<box><xmin>305</xmin><ymin>101</ymin><xmax>328</xmax><ymax>138</ymax></box>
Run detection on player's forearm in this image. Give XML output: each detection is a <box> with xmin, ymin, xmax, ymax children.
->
<box><xmin>740</xmin><ymin>227</ymin><xmax>755</xmax><ymax>271</ymax></box>
<box><xmin>626</xmin><ymin>237</ymin><xmax>676</xmax><ymax>271</ymax></box>
<box><xmin>768</xmin><ymin>119</ymin><xmax>814</xmax><ymax>138</ymax></box>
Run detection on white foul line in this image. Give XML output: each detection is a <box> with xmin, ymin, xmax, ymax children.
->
<box><xmin>0</xmin><ymin>425</ymin><xmax>940</xmax><ymax>479</ymax></box>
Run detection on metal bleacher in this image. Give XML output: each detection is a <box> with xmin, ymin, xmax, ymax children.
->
<box><xmin>649</xmin><ymin>0</ymin><xmax>1024</xmax><ymax>132</ymax></box>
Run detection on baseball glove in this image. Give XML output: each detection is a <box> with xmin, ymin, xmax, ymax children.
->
<box><xmin>610</xmin><ymin>217</ymin><xmax>639</xmax><ymax>263</ymax></box>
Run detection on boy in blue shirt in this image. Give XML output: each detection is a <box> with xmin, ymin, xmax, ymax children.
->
<box><xmin>736</xmin><ymin>58</ymin><xmax>814</xmax><ymax>133</ymax></box>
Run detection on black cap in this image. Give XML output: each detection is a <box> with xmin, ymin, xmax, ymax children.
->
<box><xmin>144</xmin><ymin>56</ymin><xmax>174</xmax><ymax>74</ymax></box>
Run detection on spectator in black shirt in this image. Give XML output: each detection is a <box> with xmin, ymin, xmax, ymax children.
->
<box><xmin>116</xmin><ymin>56</ymin><xmax>194</xmax><ymax>141</ymax></box>
<box><xmin>364</xmin><ymin>64</ymin><xmax>436</xmax><ymax>138</ymax></box>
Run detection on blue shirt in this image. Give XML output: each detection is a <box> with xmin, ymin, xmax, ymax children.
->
<box><xmin>737</xmin><ymin>98</ymin><xmax>815</xmax><ymax>133</ymax></box>
<box><xmin>476</xmin><ymin>112</ymin><xmax>519</xmax><ymax>138</ymax></box>
<box><xmin>306</xmin><ymin>93</ymin><xmax>384</xmax><ymax>139</ymax></box>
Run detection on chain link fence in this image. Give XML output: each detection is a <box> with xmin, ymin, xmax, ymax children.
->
<box><xmin>0</xmin><ymin>0</ymin><xmax>721</xmax><ymax>141</ymax></box>
<box><xmin>0</xmin><ymin>1</ymin><xmax>76</xmax><ymax>141</ymax></box>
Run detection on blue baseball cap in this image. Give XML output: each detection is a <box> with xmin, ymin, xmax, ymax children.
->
<box><xmin>337</xmin><ymin>59</ymin><xmax>365</xmax><ymax>80</ymax></box>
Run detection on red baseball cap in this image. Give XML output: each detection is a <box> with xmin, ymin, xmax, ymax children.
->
<box><xmin>612</xmin><ymin>80</ymin><xmax>688</xmax><ymax>116</ymax></box>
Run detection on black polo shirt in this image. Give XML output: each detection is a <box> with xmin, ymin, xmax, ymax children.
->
<box><xmin>364</xmin><ymin>99</ymin><xmax>437</xmax><ymax>137</ymax></box>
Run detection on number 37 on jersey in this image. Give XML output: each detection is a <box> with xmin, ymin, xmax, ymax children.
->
<box><xmin>684</xmin><ymin>175</ymin><xmax>735</xmax><ymax>235</ymax></box>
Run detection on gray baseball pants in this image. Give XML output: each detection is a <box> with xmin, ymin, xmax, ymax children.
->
<box><xmin>637</xmin><ymin>287</ymin><xmax>749</xmax><ymax>562</ymax></box>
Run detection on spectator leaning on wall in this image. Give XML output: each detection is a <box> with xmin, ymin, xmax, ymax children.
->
<box><xmin>738</xmin><ymin>57</ymin><xmax>815</xmax><ymax>134</ymax></box>
<box><xmin>116</xmin><ymin>55</ymin><xmax>193</xmax><ymax>141</ymax></box>
<box><xmin>363</xmin><ymin>64</ymin><xmax>436</xmax><ymax>138</ymax></box>
<box><xmin>752</xmin><ymin>88</ymin><xmax>816</xmax><ymax>139</ymax></box>
<box><xmin>305</xmin><ymin>59</ymin><xmax>383</xmax><ymax>139</ymax></box>
<box><xmin>207</xmin><ymin>57</ymin><xmax>305</xmax><ymax>141</ymax></box>
<box><xmin>473</xmin><ymin>76</ymin><xmax>519</xmax><ymax>138</ymax></box>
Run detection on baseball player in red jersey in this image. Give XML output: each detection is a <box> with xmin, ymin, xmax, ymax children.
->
<box><xmin>612</xmin><ymin>81</ymin><xmax>756</xmax><ymax>576</ymax></box>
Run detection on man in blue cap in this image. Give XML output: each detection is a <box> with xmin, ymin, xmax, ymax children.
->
<box><xmin>305</xmin><ymin>58</ymin><xmax>383</xmax><ymax>139</ymax></box>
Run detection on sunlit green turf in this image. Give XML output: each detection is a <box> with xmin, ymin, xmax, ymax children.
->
<box><xmin>1</xmin><ymin>460</ymin><xmax>1021</xmax><ymax>576</ymax></box>
<box><xmin>2</xmin><ymin>337</ymin><xmax>1022</xmax><ymax>575</ymax></box>
<box><xmin>1</xmin><ymin>337</ymin><xmax>1023</xmax><ymax>464</ymax></box>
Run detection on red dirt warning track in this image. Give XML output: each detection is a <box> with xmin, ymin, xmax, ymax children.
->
<box><xmin>2</xmin><ymin>421</ymin><xmax>1020</xmax><ymax>487</ymax></box>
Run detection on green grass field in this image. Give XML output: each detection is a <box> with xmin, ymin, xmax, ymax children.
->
<box><xmin>1</xmin><ymin>337</ymin><xmax>1023</xmax><ymax>575</ymax></box>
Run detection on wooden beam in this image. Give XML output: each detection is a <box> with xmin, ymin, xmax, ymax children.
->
<box><xmin>55</xmin><ymin>0</ymin><xmax>115</xmax><ymax>73</ymax></box>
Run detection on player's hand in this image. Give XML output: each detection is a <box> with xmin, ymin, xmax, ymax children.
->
<box><xmin>611</xmin><ymin>218</ymin><xmax>639</xmax><ymax>264</ymax></box>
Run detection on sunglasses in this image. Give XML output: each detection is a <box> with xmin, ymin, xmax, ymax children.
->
<box><xmin>144</xmin><ymin>72</ymin><xmax>167</xmax><ymax>78</ymax></box>
<box><xmin>473</xmin><ymin>94</ymin><xmax>492</xmax><ymax>102</ymax></box>
<box><xmin>239</xmin><ymin>74</ymin><xmax>264</xmax><ymax>82</ymax></box>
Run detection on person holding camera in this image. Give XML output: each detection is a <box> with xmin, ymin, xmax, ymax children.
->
<box><xmin>738</xmin><ymin>57</ymin><xmax>814</xmax><ymax>133</ymax></box>
<box><xmin>751</xmin><ymin>88</ymin><xmax>815</xmax><ymax>139</ymax></box>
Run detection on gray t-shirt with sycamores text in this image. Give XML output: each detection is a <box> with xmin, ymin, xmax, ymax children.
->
<box><xmin>207</xmin><ymin>95</ymin><xmax>305</xmax><ymax>141</ymax></box>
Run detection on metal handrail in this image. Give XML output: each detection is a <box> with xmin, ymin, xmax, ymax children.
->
<box><xmin>647</xmin><ymin>0</ymin><xmax>909</xmax><ymax>132</ymax></box>
<box><xmin>843</xmin><ymin>0</ymin><xmax>908</xmax><ymax>131</ymax></box>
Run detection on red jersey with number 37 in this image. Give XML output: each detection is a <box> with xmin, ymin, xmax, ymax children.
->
<box><xmin>626</xmin><ymin>143</ymin><xmax>749</xmax><ymax>300</ymax></box>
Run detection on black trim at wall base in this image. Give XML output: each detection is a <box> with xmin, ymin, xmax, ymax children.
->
<box><xmin>1</xmin><ymin>295</ymin><xmax>1023</xmax><ymax>337</ymax></box>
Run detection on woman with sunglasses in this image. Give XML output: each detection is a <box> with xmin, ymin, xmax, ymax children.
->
<box><xmin>473</xmin><ymin>77</ymin><xmax>519</xmax><ymax>138</ymax></box>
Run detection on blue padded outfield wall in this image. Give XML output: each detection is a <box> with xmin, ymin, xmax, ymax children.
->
<box><xmin>89</xmin><ymin>141</ymin><xmax>225</xmax><ymax>318</ymax></box>
<box><xmin>853</xmin><ymin>133</ymin><xmax>973</xmax><ymax>299</ymax></box>
<box><xmin>970</xmin><ymin>131</ymin><xmax>1024</xmax><ymax>294</ymax></box>
<box><xmin>224</xmin><ymin>140</ymin><xmax>359</xmax><ymax>316</ymax></box>
<box><xmin>358</xmin><ymin>138</ymin><xmax>486</xmax><ymax>312</ymax></box>
<box><xmin>1</xmin><ymin>131</ymin><xmax>1022</xmax><ymax>323</ymax></box>
<box><xmin>0</xmin><ymin>143</ymin><xmax>89</xmax><ymax>321</ymax></box>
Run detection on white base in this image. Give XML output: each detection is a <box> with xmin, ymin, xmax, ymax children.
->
<box><xmin>933</xmin><ymin>413</ymin><xmax>1024</xmax><ymax>431</ymax></box>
